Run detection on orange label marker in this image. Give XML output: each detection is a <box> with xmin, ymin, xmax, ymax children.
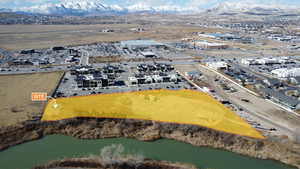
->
<box><xmin>31</xmin><ymin>92</ymin><xmax>47</xmax><ymax>101</ymax></box>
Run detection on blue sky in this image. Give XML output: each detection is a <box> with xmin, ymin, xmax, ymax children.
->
<box><xmin>0</xmin><ymin>0</ymin><xmax>299</xmax><ymax>9</ymax></box>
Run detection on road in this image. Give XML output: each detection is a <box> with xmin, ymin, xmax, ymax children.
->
<box><xmin>201</xmin><ymin>64</ymin><xmax>300</xmax><ymax>116</ymax></box>
<box><xmin>80</xmin><ymin>50</ymin><xmax>90</xmax><ymax>66</ymax></box>
<box><xmin>196</xmin><ymin>64</ymin><xmax>300</xmax><ymax>141</ymax></box>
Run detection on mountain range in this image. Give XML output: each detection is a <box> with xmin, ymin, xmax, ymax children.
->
<box><xmin>13</xmin><ymin>0</ymin><xmax>197</xmax><ymax>15</ymax></box>
<box><xmin>1</xmin><ymin>0</ymin><xmax>299</xmax><ymax>16</ymax></box>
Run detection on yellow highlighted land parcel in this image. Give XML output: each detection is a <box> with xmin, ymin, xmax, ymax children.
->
<box><xmin>42</xmin><ymin>89</ymin><xmax>264</xmax><ymax>139</ymax></box>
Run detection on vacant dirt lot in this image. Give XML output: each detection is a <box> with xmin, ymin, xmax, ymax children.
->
<box><xmin>0</xmin><ymin>72</ymin><xmax>63</xmax><ymax>126</ymax></box>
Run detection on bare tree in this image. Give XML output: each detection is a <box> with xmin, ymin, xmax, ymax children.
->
<box><xmin>100</xmin><ymin>144</ymin><xmax>124</xmax><ymax>166</ymax></box>
<box><xmin>127</xmin><ymin>152</ymin><xmax>145</xmax><ymax>169</ymax></box>
<box><xmin>99</xmin><ymin>144</ymin><xmax>145</xmax><ymax>168</ymax></box>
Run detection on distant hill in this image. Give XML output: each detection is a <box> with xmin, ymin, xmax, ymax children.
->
<box><xmin>206</xmin><ymin>2</ymin><xmax>300</xmax><ymax>16</ymax></box>
<box><xmin>0</xmin><ymin>8</ymin><xmax>12</xmax><ymax>13</ymax></box>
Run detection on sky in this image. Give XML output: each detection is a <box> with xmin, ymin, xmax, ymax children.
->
<box><xmin>0</xmin><ymin>0</ymin><xmax>299</xmax><ymax>9</ymax></box>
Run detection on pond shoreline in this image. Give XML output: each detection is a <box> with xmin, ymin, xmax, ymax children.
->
<box><xmin>33</xmin><ymin>157</ymin><xmax>198</xmax><ymax>169</ymax></box>
<box><xmin>0</xmin><ymin>118</ymin><xmax>299</xmax><ymax>168</ymax></box>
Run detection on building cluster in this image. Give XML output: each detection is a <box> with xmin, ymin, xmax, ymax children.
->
<box><xmin>8</xmin><ymin>46</ymin><xmax>81</xmax><ymax>66</ymax></box>
<box><xmin>224</xmin><ymin>67</ymin><xmax>256</xmax><ymax>85</ymax></box>
<box><xmin>241</xmin><ymin>57</ymin><xmax>295</xmax><ymax>65</ymax></box>
<box><xmin>271</xmin><ymin>68</ymin><xmax>300</xmax><ymax>78</ymax></box>
<box><xmin>218</xmin><ymin>21</ymin><xmax>264</xmax><ymax>33</ymax></box>
<box><xmin>222</xmin><ymin>65</ymin><xmax>300</xmax><ymax>110</ymax></box>
<box><xmin>128</xmin><ymin>63</ymin><xmax>178</xmax><ymax>85</ymax></box>
<box><xmin>71</xmin><ymin>65</ymin><xmax>125</xmax><ymax>88</ymax></box>
<box><xmin>259</xmin><ymin>78</ymin><xmax>300</xmax><ymax>110</ymax></box>
<box><xmin>137</xmin><ymin>63</ymin><xmax>174</xmax><ymax>72</ymax></box>
<box><xmin>198</xmin><ymin>33</ymin><xmax>254</xmax><ymax>44</ymax></box>
<box><xmin>263</xmin><ymin>26</ymin><xmax>300</xmax><ymax>42</ymax></box>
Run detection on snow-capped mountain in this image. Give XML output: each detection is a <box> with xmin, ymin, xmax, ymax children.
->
<box><xmin>17</xmin><ymin>0</ymin><xmax>125</xmax><ymax>15</ymax></box>
<box><xmin>14</xmin><ymin>0</ymin><xmax>200</xmax><ymax>15</ymax></box>
<box><xmin>15</xmin><ymin>0</ymin><xmax>197</xmax><ymax>15</ymax></box>
<box><xmin>10</xmin><ymin>0</ymin><xmax>300</xmax><ymax>16</ymax></box>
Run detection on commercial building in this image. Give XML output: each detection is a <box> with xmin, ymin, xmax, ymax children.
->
<box><xmin>141</xmin><ymin>51</ymin><xmax>156</xmax><ymax>58</ymax></box>
<box><xmin>271</xmin><ymin>68</ymin><xmax>300</xmax><ymax>78</ymax></box>
<box><xmin>198</xmin><ymin>33</ymin><xmax>236</xmax><ymax>40</ymax></box>
<box><xmin>71</xmin><ymin>65</ymin><xmax>124</xmax><ymax>88</ymax></box>
<box><xmin>207</xmin><ymin>62</ymin><xmax>228</xmax><ymax>70</ymax></box>
<box><xmin>263</xmin><ymin>78</ymin><xmax>282</xmax><ymax>88</ymax></box>
<box><xmin>192</xmin><ymin>41</ymin><xmax>229</xmax><ymax>49</ymax></box>
<box><xmin>261</xmin><ymin>88</ymin><xmax>300</xmax><ymax>110</ymax></box>
<box><xmin>241</xmin><ymin>57</ymin><xmax>294</xmax><ymax>65</ymax></box>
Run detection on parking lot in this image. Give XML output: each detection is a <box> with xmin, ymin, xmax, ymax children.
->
<box><xmin>54</xmin><ymin>62</ymin><xmax>194</xmax><ymax>98</ymax></box>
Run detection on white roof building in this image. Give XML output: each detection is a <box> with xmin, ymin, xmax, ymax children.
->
<box><xmin>128</xmin><ymin>77</ymin><xmax>138</xmax><ymax>84</ymax></box>
<box><xmin>145</xmin><ymin>76</ymin><xmax>153</xmax><ymax>83</ymax></box>
<box><xmin>241</xmin><ymin>57</ymin><xmax>292</xmax><ymax>65</ymax></box>
<box><xmin>206</xmin><ymin>62</ymin><xmax>228</xmax><ymax>70</ymax></box>
<box><xmin>169</xmin><ymin>74</ymin><xmax>178</xmax><ymax>82</ymax></box>
<box><xmin>141</xmin><ymin>51</ymin><xmax>156</xmax><ymax>58</ymax></box>
<box><xmin>152</xmin><ymin>75</ymin><xmax>163</xmax><ymax>83</ymax></box>
<box><xmin>271</xmin><ymin>68</ymin><xmax>300</xmax><ymax>78</ymax></box>
<box><xmin>193</xmin><ymin>41</ymin><xmax>228</xmax><ymax>49</ymax></box>
<box><xmin>83</xmin><ymin>75</ymin><xmax>94</xmax><ymax>80</ymax></box>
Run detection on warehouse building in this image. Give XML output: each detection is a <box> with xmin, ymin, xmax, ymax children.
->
<box><xmin>192</xmin><ymin>41</ymin><xmax>229</xmax><ymax>49</ymax></box>
<box><xmin>141</xmin><ymin>51</ymin><xmax>156</xmax><ymax>58</ymax></box>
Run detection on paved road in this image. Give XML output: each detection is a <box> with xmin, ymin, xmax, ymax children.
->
<box><xmin>197</xmin><ymin>64</ymin><xmax>300</xmax><ymax>141</ymax></box>
<box><xmin>80</xmin><ymin>50</ymin><xmax>89</xmax><ymax>66</ymax></box>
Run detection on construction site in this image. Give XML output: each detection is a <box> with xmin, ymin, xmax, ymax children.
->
<box><xmin>43</xmin><ymin>89</ymin><xmax>265</xmax><ymax>139</ymax></box>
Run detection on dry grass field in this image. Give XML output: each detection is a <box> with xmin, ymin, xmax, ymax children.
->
<box><xmin>0</xmin><ymin>24</ymin><xmax>229</xmax><ymax>50</ymax></box>
<box><xmin>0</xmin><ymin>72</ymin><xmax>63</xmax><ymax>127</ymax></box>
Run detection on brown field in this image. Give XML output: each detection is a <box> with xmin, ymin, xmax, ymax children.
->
<box><xmin>0</xmin><ymin>24</ymin><xmax>229</xmax><ymax>50</ymax></box>
<box><xmin>0</xmin><ymin>72</ymin><xmax>63</xmax><ymax>127</ymax></box>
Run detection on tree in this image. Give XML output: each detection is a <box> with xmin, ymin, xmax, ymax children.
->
<box><xmin>100</xmin><ymin>144</ymin><xmax>124</xmax><ymax>166</ymax></box>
